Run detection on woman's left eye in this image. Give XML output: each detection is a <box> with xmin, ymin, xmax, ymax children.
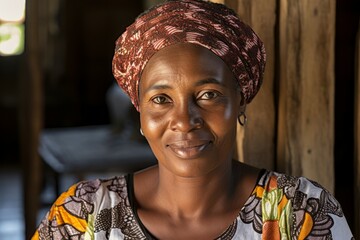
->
<box><xmin>198</xmin><ymin>91</ymin><xmax>219</xmax><ymax>100</ymax></box>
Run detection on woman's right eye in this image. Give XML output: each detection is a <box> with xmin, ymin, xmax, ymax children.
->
<box><xmin>151</xmin><ymin>95</ymin><xmax>170</xmax><ymax>104</ymax></box>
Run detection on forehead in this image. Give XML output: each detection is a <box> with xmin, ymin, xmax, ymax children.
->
<box><xmin>140</xmin><ymin>43</ymin><xmax>236</xmax><ymax>87</ymax></box>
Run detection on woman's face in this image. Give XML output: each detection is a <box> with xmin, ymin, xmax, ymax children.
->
<box><xmin>139</xmin><ymin>43</ymin><xmax>243</xmax><ymax>177</ymax></box>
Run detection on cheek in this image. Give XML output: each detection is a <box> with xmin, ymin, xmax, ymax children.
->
<box><xmin>140</xmin><ymin>110</ymin><xmax>167</xmax><ymax>139</ymax></box>
<box><xmin>209</xmin><ymin>97</ymin><xmax>239</xmax><ymax>138</ymax></box>
<box><xmin>211</xmin><ymin>113</ymin><xmax>237</xmax><ymax>137</ymax></box>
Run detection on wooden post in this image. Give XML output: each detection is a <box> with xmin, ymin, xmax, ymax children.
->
<box><xmin>228</xmin><ymin>0</ymin><xmax>276</xmax><ymax>170</ymax></box>
<box><xmin>20</xmin><ymin>0</ymin><xmax>43</xmax><ymax>238</ymax></box>
<box><xmin>354</xmin><ymin>18</ymin><xmax>360</xmax><ymax>240</ymax></box>
<box><xmin>277</xmin><ymin>0</ymin><xmax>335</xmax><ymax>192</ymax></box>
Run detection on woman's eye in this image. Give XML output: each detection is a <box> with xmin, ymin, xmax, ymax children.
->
<box><xmin>152</xmin><ymin>95</ymin><xmax>170</xmax><ymax>104</ymax></box>
<box><xmin>199</xmin><ymin>91</ymin><xmax>219</xmax><ymax>100</ymax></box>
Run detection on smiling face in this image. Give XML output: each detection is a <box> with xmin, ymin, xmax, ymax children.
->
<box><xmin>139</xmin><ymin>43</ymin><xmax>244</xmax><ymax>177</ymax></box>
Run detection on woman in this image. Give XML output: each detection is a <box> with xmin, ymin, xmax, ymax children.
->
<box><xmin>33</xmin><ymin>0</ymin><xmax>354</xmax><ymax>239</ymax></box>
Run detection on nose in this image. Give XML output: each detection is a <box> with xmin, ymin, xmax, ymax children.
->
<box><xmin>170</xmin><ymin>99</ymin><xmax>204</xmax><ymax>132</ymax></box>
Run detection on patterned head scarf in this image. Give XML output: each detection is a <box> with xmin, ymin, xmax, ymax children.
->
<box><xmin>112</xmin><ymin>0</ymin><xmax>266</xmax><ymax>111</ymax></box>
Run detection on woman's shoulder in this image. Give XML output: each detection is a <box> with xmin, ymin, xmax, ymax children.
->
<box><xmin>256</xmin><ymin>170</ymin><xmax>343</xmax><ymax>215</ymax></box>
<box><xmin>58</xmin><ymin>174</ymin><xmax>130</xmax><ymax>205</ymax></box>
<box><xmin>259</xmin><ymin>170</ymin><xmax>336</xmax><ymax>201</ymax></box>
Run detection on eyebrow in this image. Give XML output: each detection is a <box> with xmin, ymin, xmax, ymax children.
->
<box><xmin>195</xmin><ymin>78</ymin><xmax>224</xmax><ymax>87</ymax></box>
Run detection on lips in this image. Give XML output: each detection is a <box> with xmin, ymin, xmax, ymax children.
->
<box><xmin>167</xmin><ymin>140</ymin><xmax>212</xmax><ymax>159</ymax></box>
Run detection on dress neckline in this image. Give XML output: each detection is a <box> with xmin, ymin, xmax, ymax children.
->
<box><xmin>126</xmin><ymin>168</ymin><xmax>267</xmax><ymax>239</ymax></box>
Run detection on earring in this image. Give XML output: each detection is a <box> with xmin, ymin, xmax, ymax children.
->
<box><xmin>238</xmin><ymin>112</ymin><xmax>247</xmax><ymax>126</ymax></box>
<box><xmin>140</xmin><ymin>128</ymin><xmax>144</xmax><ymax>136</ymax></box>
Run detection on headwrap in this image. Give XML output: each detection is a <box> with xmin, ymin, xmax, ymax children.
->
<box><xmin>112</xmin><ymin>0</ymin><xmax>266</xmax><ymax>111</ymax></box>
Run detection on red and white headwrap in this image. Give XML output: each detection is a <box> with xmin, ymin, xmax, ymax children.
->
<box><xmin>112</xmin><ymin>0</ymin><xmax>266</xmax><ymax>111</ymax></box>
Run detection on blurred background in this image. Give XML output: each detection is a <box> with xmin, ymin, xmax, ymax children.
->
<box><xmin>0</xmin><ymin>0</ymin><xmax>359</xmax><ymax>239</ymax></box>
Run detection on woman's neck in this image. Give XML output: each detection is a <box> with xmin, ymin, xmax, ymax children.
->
<box><xmin>152</xmin><ymin>161</ymin><xmax>238</xmax><ymax>220</ymax></box>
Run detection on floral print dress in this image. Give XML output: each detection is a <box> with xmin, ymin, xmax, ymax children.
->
<box><xmin>32</xmin><ymin>170</ymin><xmax>354</xmax><ymax>239</ymax></box>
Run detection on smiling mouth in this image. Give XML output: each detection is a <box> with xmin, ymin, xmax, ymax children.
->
<box><xmin>167</xmin><ymin>141</ymin><xmax>212</xmax><ymax>159</ymax></box>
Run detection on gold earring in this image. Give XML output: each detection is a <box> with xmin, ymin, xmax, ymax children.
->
<box><xmin>238</xmin><ymin>112</ymin><xmax>247</xmax><ymax>126</ymax></box>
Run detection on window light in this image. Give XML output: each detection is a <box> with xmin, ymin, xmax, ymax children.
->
<box><xmin>0</xmin><ymin>0</ymin><xmax>26</xmax><ymax>22</ymax></box>
<box><xmin>0</xmin><ymin>23</ymin><xmax>24</xmax><ymax>56</ymax></box>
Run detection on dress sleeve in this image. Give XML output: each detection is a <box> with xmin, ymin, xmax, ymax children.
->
<box><xmin>287</xmin><ymin>176</ymin><xmax>354</xmax><ymax>239</ymax></box>
<box><xmin>260</xmin><ymin>172</ymin><xmax>354</xmax><ymax>239</ymax></box>
<box><xmin>31</xmin><ymin>183</ymin><xmax>91</xmax><ymax>239</ymax></box>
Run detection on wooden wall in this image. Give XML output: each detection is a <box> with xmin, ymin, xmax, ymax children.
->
<box><xmin>229</xmin><ymin>0</ymin><xmax>335</xmax><ymax>192</ymax></box>
<box><xmin>225</xmin><ymin>0</ymin><xmax>357</xmax><ymax>236</ymax></box>
<box><xmin>277</xmin><ymin>0</ymin><xmax>335</xmax><ymax>192</ymax></box>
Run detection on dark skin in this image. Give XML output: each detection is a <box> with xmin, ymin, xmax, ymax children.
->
<box><xmin>134</xmin><ymin>43</ymin><xmax>260</xmax><ymax>239</ymax></box>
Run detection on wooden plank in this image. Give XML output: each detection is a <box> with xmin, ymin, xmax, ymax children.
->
<box><xmin>354</xmin><ymin>18</ymin><xmax>360</xmax><ymax>240</ymax></box>
<box><xmin>229</xmin><ymin>0</ymin><xmax>276</xmax><ymax>170</ymax></box>
<box><xmin>20</xmin><ymin>0</ymin><xmax>44</xmax><ymax>238</ymax></box>
<box><xmin>211</xmin><ymin>0</ymin><xmax>225</xmax><ymax>3</ymax></box>
<box><xmin>277</xmin><ymin>0</ymin><xmax>335</xmax><ymax>192</ymax></box>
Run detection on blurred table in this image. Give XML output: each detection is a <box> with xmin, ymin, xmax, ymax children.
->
<box><xmin>39</xmin><ymin>125</ymin><xmax>156</xmax><ymax>175</ymax></box>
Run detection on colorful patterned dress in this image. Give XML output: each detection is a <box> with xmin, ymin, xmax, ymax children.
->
<box><xmin>32</xmin><ymin>170</ymin><xmax>354</xmax><ymax>239</ymax></box>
